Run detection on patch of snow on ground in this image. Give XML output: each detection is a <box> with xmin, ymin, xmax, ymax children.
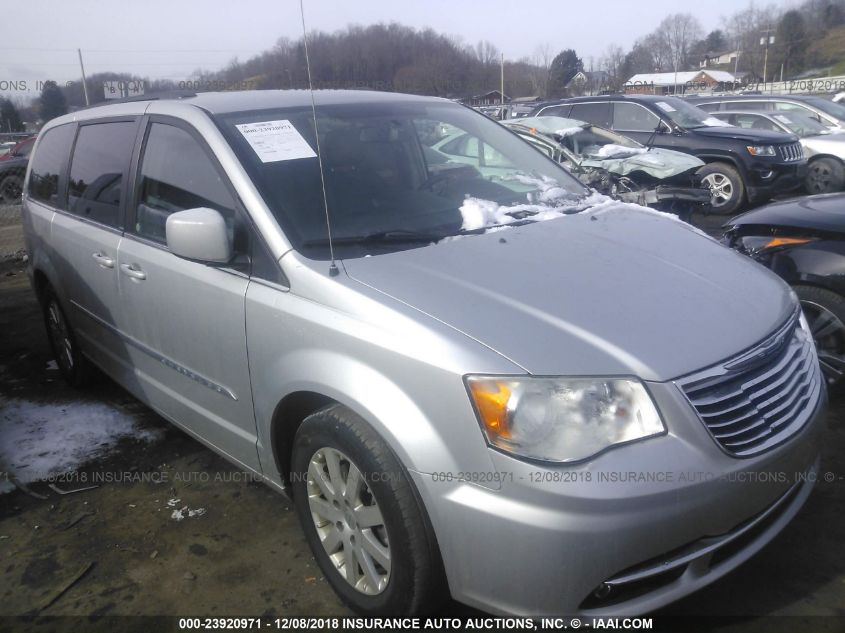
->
<box><xmin>594</xmin><ymin>144</ymin><xmax>648</xmax><ymax>158</ymax></box>
<box><xmin>171</xmin><ymin>505</ymin><xmax>206</xmax><ymax>521</ymax></box>
<box><xmin>0</xmin><ymin>399</ymin><xmax>163</xmax><ymax>489</ymax></box>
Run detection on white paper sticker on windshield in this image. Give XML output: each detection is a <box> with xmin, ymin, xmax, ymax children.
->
<box><xmin>235</xmin><ymin>120</ymin><xmax>317</xmax><ymax>163</ymax></box>
<box><xmin>655</xmin><ymin>101</ymin><xmax>676</xmax><ymax>112</ymax></box>
<box><xmin>774</xmin><ymin>114</ymin><xmax>792</xmax><ymax>124</ymax></box>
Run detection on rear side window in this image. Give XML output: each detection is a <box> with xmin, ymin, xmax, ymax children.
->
<box><xmin>774</xmin><ymin>101</ymin><xmax>823</xmax><ymax>122</ymax></box>
<box><xmin>612</xmin><ymin>102</ymin><xmax>660</xmax><ymax>132</ymax></box>
<box><xmin>569</xmin><ymin>102</ymin><xmax>611</xmax><ymax>127</ymax></box>
<box><xmin>538</xmin><ymin>105</ymin><xmax>570</xmax><ymax>117</ymax></box>
<box><xmin>134</xmin><ymin>122</ymin><xmax>236</xmax><ymax>243</ymax></box>
<box><xmin>67</xmin><ymin>121</ymin><xmax>137</xmax><ymax>228</ymax></box>
<box><xmin>696</xmin><ymin>102</ymin><xmax>721</xmax><ymax>112</ymax></box>
<box><xmin>725</xmin><ymin>101</ymin><xmax>769</xmax><ymax>111</ymax></box>
<box><xmin>27</xmin><ymin>124</ymin><xmax>75</xmax><ymax>207</ymax></box>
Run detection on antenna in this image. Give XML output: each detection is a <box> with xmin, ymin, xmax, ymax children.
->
<box><xmin>299</xmin><ymin>0</ymin><xmax>338</xmax><ymax>276</ymax></box>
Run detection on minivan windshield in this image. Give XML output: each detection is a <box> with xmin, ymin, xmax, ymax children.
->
<box><xmin>652</xmin><ymin>97</ymin><xmax>722</xmax><ymax>129</ymax></box>
<box><xmin>216</xmin><ymin>101</ymin><xmax>589</xmax><ymax>259</ymax></box>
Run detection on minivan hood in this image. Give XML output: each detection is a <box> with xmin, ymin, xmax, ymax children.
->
<box><xmin>343</xmin><ymin>205</ymin><xmax>795</xmax><ymax>381</ymax></box>
<box><xmin>689</xmin><ymin>125</ymin><xmax>799</xmax><ymax>144</ymax></box>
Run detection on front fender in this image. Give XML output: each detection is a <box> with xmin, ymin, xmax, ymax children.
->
<box><xmin>245</xmin><ymin>280</ymin><xmax>510</xmax><ymax>492</ymax></box>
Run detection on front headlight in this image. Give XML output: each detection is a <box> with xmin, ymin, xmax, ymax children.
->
<box><xmin>746</xmin><ymin>145</ymin><xmax>776</xmax><ymax>156</ymax></box>
<box><xmin>466</xmin><ymin>376</ymin><xmax>665</xmax><ymax>463</ymax></box>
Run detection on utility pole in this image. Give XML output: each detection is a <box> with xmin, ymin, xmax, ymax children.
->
<box><xmin>500</xmin><ymin>51</ymin><xmax>505</xmax><ymax>120</ymax></box>
<box><xmin>733</xmin><ymin>42</ymin><xmax>741</xmax><ymax>92</ymax></box>
<box><xmin>77</xmin><ymin>48</ymin><xmax>90</xmax><ymax>106</ymax></box>
<box><xmin>760</xmin><ymin>28</ymin><xmax>775</xmax><ymax>91</ymax></box>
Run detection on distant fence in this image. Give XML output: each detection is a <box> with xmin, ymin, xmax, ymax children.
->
<box><xmin>745</xmin><ymin>75</ymin><xmax>845</xmax><ymax>95</ymax></box>
<box><xmin>626</xmin><ymin>74</ymin><xmax>845</xmax><ymax>97</ymax></box>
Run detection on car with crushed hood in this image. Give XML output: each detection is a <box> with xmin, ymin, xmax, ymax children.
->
<box><xmin>499</xmin><ymin>115</ymin><xmax>712</xmax><ymax>216</ymax></box>
<box><xmin>530</xmin><ymin>95</ymin><xmax>807</xmax><ymax>214</ymax></box>
<box><xmin>710</xmin><ymin>109</ymin><xmax>845</xmax><ymax>194</ymax></box>
<box><xmin>22</xmin><ymin>90</ymin><xmax>825</xmax><ymax>618</ymax></box>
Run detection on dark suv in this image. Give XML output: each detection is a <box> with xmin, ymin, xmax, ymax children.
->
<box><xmin>530</xmin><ymin>95</ymin><xmax>806</xmax><ymax>213</ymax></box>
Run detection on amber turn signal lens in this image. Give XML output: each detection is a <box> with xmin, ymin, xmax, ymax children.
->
<box><xmin>468</xmin><ymin>380</ymin><xmax>511</xmax><ymax>438</ymax></box>
<box><xmin>764</xmin><ymin>237</ymin><xmax>813</xmax><ymax>249</ymax></box>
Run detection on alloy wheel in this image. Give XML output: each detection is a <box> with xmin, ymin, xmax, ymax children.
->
<box><xmin>807</xmin><ymin>163</ymin><xmax>833</xmax><ymax>193</ymax></box>
<box><xmin>306</xmin><ymin>447</ymin><xmax>391</xmax><ymax>595</ymax></box>
<box><xmin>701</xmin><ymin>173</ymin><xmax>733</xmax><ymax>208</ymax></box>
<box><xmin>801</xmin><ymin>299</ymin><xmax>845</xmax><ymax>384</ymax></box>
<box><xmin>0</xmin><ymin>177</ymin><xmax>22</xmax><ymax>202</ymax></box>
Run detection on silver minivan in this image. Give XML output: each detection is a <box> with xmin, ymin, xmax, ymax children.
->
<box><xmin>22</xmin><ymin>90</ymin><xmax>826</xmax><ymax>617</ymax></box>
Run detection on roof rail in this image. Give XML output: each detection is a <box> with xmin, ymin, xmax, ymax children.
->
<box><xmin>80</xmin><ymin>89</ymin><xmax>197</xmax><ymax>110</ymax></box>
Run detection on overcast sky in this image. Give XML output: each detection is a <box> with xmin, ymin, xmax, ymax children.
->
<box><xmin>1</xmin><ymin>0</ymin><xmax>799</xmax><ymax>100</ymax></box>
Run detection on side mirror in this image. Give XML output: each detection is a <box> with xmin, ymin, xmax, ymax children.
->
<box><xmin>165</xmin><ymin>207</ymin><xmax>232</xmax><ymax>263</ymax></box>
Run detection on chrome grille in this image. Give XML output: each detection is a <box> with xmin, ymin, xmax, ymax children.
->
<box><xmin>676</xmin><ymin>311</ymin><xmax>821</xmax><ymax>457</ymax></box>
<box><xmin>778</xmin><ymin>142</ymin><xmax>804</xmax><ymax>162</ymax></box>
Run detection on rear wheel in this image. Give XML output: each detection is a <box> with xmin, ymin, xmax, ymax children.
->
<box><xmin>804</xmin><ymin>157</ymin><xmax>845</xmax><ymax>194</ymax></box>
<box><xmin>41</xmin><ymin>286</ymin><xmax>93</xmax><ymax>387</ymax></box>
<box><xmin>0</xmin><ymin>174</ymin><xmax>23</xmax><ymax>203</ymax></box>
<box><xmin>697</xmin><ymin>162</ymin><xmax>745</xmax><ymax>215</ymax></box>
<box><xmin>794</xmin><ymin>285</ymin><xmax>845</xmax><ymax>385</ymax></box>
<box><xmin>291</xmin><ymin>404</ymin><xmax>444</xmax><ymax>615</ymax></box>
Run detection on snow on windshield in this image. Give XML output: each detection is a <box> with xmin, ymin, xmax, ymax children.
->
<box><xmin>455</xmin><ymin>174</ymin><xmax>713</xmax><ymax>241</ymax></box>
<box><xmin>458</xmin><ymin>175</ymin><xmax>611</xmax><ymax>231</ymax></box>
<box><xmin>593</xmin><ymin>144</ymin><xmax>648</xmax><ymax>158</ymax></box>
<box><xmin>555</xmin><ymin>127</ymin><xmax>583</xmax><ymax>137</ymax></box>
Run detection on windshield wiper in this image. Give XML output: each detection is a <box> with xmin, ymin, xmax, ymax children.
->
<box><xmin>303</xmin><ymin>229</ymin><xmax>448</xmax><ymax>247</ymax></box>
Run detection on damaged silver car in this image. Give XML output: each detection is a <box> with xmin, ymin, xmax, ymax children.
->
<box><xmin>500</xmin><ymin>116</ymin><xmax>712</xmax><ymax>215</ymax></box>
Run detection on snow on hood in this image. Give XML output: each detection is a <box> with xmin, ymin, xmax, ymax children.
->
<box><xmin>583</xmin><ymin>147</ymin><xmax>705</xmax><ymax>179</ymax></box>
<box><xmin>593</xmin><ymin>144</ymin><xmax>648</xmax><ymax>158</ymax></box>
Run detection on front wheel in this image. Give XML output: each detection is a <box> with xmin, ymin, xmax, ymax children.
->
<box><xmin>795</xmin><ymin>285</ymin><xmax>845</xmax><ymax>385</ymax></box>
<box><xmin>804</xmin><ymin>157</ymin><xmax>845</xmax><ymax>194</ymax></box>
<box><xmin>291</xmin><ymin>404</ymin><xmax>444</xmax><ymax>615</ymax></box>
<box><xmin>697</xmin><ymin>162</ymin><xmax>745</xmax><ymax>215</ymax></box>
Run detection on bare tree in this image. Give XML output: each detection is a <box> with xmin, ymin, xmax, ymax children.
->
<box><xmin>660</xmin><ymin>13</ymin><xmax>704</xmax><ymax>74</ymax></box>
<box><xmin>600</xmin><ymin>45</ymin><xmax>626</xmax><ymax>91</ymax></box>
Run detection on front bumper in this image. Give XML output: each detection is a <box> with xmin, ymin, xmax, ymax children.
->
<box><xmin>412</xmin><ymin>381</ymin><xmax>826</xmax><ymax>616</ymax></box>
<box><xmin>747</xmin><ymin>162</ymin><xmax>807</xmax><ymax>202</ymax></box>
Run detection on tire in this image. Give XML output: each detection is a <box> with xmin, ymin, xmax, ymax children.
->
<box><xmin>0</xmin><ymin>173</ymin><xmax>23</xmax><ymax>203</ymax></box>
<box><xmin>697</xmin><ymin>162</ymin><xmax>745</xmax><ymax>215</ymax></box>
<box><xmin>804</xmin><ymin>157</ymin><xmax>845</xmax><ymax>194</ymax></box>
<box><xmin>41</xmin><ymin>286</ymin><xmax>93</xmax><ymax>388</ymax></box>
<box><xmin>291</xmin><ymin>404</ymin><xmax>444</xmax><ymax>615</ymax></box>
<box><xmin>794</xmin><ymin>285</ymin><xmax>845</xmax><ymax>386</ymax></box>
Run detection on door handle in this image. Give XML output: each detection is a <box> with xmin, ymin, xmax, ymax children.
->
<box><xmin>91</xmin><ymin>252</ymin><xmax>115</xmax><ymax>268</ymax></box>
<box><xmin>120</xmin><ymin>263</ymin><xmax>147</xmax><ymax>281</ymax></box>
